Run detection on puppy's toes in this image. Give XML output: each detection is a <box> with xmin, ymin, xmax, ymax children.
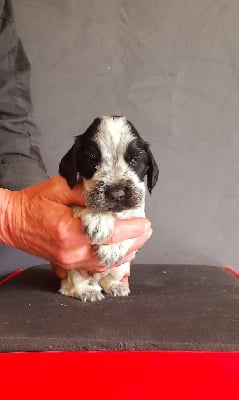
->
<box><xmin>59</xmin><ymin>286</ymin><xmax>104</xmax><ymax>302</ymax></box>
<box><xmin>80</xmin><ymin>289</ymin><xmax>105</xmax><ymax>303</ymax></box>
<box><xmin>105</xmin><ymin>282</ymin><xmax>130</xmax><ymax>297</ymax></box>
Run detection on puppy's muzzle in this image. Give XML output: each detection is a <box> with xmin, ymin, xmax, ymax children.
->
<box><xmin>104</xmin><ymin>181</ymin><xmax>138</xmax><ymax>211</ymax></box>
<box><xmin>86</xmin><ymin>180</ymin><xmax>144</xmax><ymax>212</ymax></box>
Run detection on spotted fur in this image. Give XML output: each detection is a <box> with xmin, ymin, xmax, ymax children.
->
<box><xmin>59</xmin><ymin>116</ymin><xmax>159</xmax><ymax>302</ymax></box>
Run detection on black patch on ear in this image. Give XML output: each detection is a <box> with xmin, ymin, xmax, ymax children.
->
<box><xmin>59</xmin><ymin>142</ymin><xmax>79</xmax><ymax>188</ymax></box>
<box><xmin>125</xmin><ymin>119</ymin><xmax>159</xmax><ymax>194</ymax></box>
<box><xmin>59</xmin><ymin>118</ymin><xmax>102</xmax><ymax>188</ymax></box>
<box><xmin>125</xmin><ymin>139</ymin><xmax>149</xmax><ymax>181</ymax></box>
<box><xmin>76</xmin><ymin>140</ymin><xmax>101</xmax><ymax>180</ymax></box>
<box><xmin>145</xmin><ymin>144</ymin><xmax>159</xmax><ymax>194</ymax></box>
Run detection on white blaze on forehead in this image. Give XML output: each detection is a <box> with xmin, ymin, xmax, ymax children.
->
<box><xmin>82</xmin><ymin>115</ymin><xmax>145</xmax><ymax>206</ymax></box>
<box><xmin>95</xmin><ymin>116</ymin><xmax>134</xmax><ymax>163</ymax></box>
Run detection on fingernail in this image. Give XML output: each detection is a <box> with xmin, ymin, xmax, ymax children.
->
<box><xmin>147</xmin><ymin>228</ymin><xmax>153</xmax><ymax>238</ymax></box>
<box><xmin>144</xmin><ymin>220</ymin><xmax>151</xmax><ymax>231</ymax></box>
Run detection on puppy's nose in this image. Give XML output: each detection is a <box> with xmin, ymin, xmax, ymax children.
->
<box><xmin>109</xmin><ymin>188</ymin><xmax>125</xmax><ymax>201</ymax></box>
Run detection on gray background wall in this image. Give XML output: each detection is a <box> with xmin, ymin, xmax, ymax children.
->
<box><xmin>10</xmin><ymin>0</ymin><xmax>239</xmax><ymax>271</ymax></box>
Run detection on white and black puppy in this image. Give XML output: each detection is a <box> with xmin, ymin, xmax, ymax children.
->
<box><xmin>59</xmin><ymin>116</ymin><xmax>159</xmax><ymax>302</ymax></box>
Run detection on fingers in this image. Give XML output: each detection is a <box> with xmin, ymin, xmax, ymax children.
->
<box><xmin>51</xmin><ymin>263</ymin><xmax>67</xmax><ymax>279</ymax></box>
<box><xmin>51</xmin><ymin>227</ymin><xmax>152</xmax><ymax>278</ymax></box>
<box><xmin>51</xmin><ymin>261</ymin><xmax>105</xmax><ymax>279</ymax></box>
<box><xmin>113</xmin><ymin>251</ymin><xmax>137</xmax><ymax>267</ymax></box>
<box><xmin>127</xmin><ymin>228</ymin><xmax>152</xmax><ymax>254</ymax></box>
<box><xmin>50</xmin><ymin>213</ymin><xmax>152</xmax><ymax>280</ymax></box>
<box><xmin>107</xmin><ymin>218</ymin><xmax>151</xmax><ymax>244</ymax></box>
<box><xmin>112</xmin><ymin>228</ymin><xmax>152</xmax><ymax>268</ymax></box>
<box><xmin>51</xmin><ymin>251</ymin><xmax>108</xmax><ymax>275</ymax></box>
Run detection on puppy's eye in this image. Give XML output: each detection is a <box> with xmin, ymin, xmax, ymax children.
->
<box><xmin>89</xmin><ymin>152</ymin><xmax>97</xmax><ymax>160</ymax></box>
<box><xmin>128</xmin><ymin>150</ymin><xmax>145</xmax><ymax>165</ymax></box>
<box><xmin>84</xmin><ymin>149</ymin><xmax>98</xmax><ymax>160</ymax></box>
<box><xmin>129</xmin><ymin>156</ymin><xmax>137</xmax><ymax>166</ymax></box>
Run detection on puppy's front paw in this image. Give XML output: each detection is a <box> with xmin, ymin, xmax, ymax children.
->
<box><xmin>94</xmin><ymin>243</ymin><xmax>126</xmax><ymax>266</ymax></box>
<box><xmin>81</xmin><ymin>213</ymin><xmax>114</xmax><ymax>244</ymax></box>
<box><xmin>106</xmin><ymin>282</ymin><xmax>130</xmax><ymax>297</ymax></box>
<box><xmin>78</xmin><ymin>288</ymin><xmax>105</xmax><ymax>303</ymax></box>
<box><xmin>59</xmin><ymin>286</ymin><xmax>104</xmax><ymax>302</ymax></box>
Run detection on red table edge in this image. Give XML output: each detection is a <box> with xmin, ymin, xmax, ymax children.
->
<box><xmin>224</xmin><ymin>265</ymin><xmax>239</xmax><ymax>278</ymax></box>
<box><xmin>1</xmin><ymin>266</ymin><xmax>239</xmax><ymax>399</ymax></box>
<box><xmin>0</xmin><ymin>350</ymin><xmax>239</xmax><ymax>399</ymax></box>
<box><xmin>0</xmin><ymin>268</ymin><xmax>24</xmax><ymax>286</ymax></box>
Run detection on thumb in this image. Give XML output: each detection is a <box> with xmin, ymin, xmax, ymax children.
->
<box><xmin>51</xmin><ymin>176</ymin><xmax>86</xmax><ymax>206</ymax></box>
<box><xmin>36</xmin><ymin>176</ymin><xmax>86</xmax><ymax>206</ymax></box>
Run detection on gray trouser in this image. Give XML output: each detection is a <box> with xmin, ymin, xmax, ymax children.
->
<box><xmin>0</xmin><ymin>0</ymin><xmax>48</xmax><ymax>190</ymax></box>
<box><xmin>0</xmin><ymin>1</ymin><xmax>47</xmax><ymax>273</ymax></box>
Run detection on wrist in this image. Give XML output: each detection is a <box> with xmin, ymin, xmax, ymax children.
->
<box><xmin>0</xmin><ymin>188</ymin><xmax>18</xmax><ymax>246</ymax></box>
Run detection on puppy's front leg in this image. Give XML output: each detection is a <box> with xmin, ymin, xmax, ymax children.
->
<box><xmin>59</xmin><ymin>207</ymin><xmax>114</xmax><ymax>302</ymax></box>
<box><xmin>73</xmin><ymin>207</ymin><xmax>114</xmax><ymax>245</ymax></box>
<box><xmin>71</xmin><ymin>207</ymin><xmax>131</xmax><ymax>299</ymax></box>
<box><xmin>94</xmin><ymin>238</ymin><xmax>133</xmax><ymax>267</ymax></box>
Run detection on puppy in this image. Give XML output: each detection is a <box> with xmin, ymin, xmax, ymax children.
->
<box><xmin>58</xmin><ymin>116</ymin><xmax>159</xmax><ymax>302</ymax></box>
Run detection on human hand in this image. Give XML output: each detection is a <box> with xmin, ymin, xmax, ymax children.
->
<box><xmin>0</xmin><ymin>176</ymin><xmax>152</xmax><ymax>275</ymax></box>
<box><xmin>52</xmin><ymin>222</ymin><xmax>152</xmax><ymax>278</ymax></box>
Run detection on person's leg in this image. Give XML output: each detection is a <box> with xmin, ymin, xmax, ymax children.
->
<box><xmin>0</xmin><ymin>1</ymin><xmax>47</xmax><ymax>272</ymax></box>
<box><xmin>0</xmin><ymin>0</ymin><xmax>48</xmax><ymax>190</ymax></box>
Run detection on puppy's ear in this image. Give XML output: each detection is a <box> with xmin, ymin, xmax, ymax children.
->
<box><xmin>59</xmin><ymin>142</ymin><xmax>78</xmax><ymax>188</ymax></box>
<box><xmin>146</xmin><ymin>146</ymin><xmax>159</xmax><ymax>194</ymax></box>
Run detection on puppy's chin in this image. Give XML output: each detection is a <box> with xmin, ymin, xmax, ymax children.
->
<box><xmin>106</xmin><ymin>203</ymin><xmax>133</xmax><ymax>213</ymax></box>
<box><xmin>108</xmin><ymin>205</ymin><xmax>127</xmax><ymax>212</ymax></box>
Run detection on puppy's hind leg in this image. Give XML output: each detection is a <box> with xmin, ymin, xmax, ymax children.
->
<box><xmin>59</xmin><ymin>269</ymin><xmax>104</xmax><ymax>302</ymax></box>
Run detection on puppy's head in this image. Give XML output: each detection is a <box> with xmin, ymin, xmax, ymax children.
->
<box><xmin>59</xmin><ymin>116</ymin><xmax>159</xmax><ymax>212</ymax></box>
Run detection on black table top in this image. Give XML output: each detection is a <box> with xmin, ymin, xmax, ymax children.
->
<box><xmin>0</xmin><ymin>264</ymin><xmax>239</xmax><ymax>352</ymax></box>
